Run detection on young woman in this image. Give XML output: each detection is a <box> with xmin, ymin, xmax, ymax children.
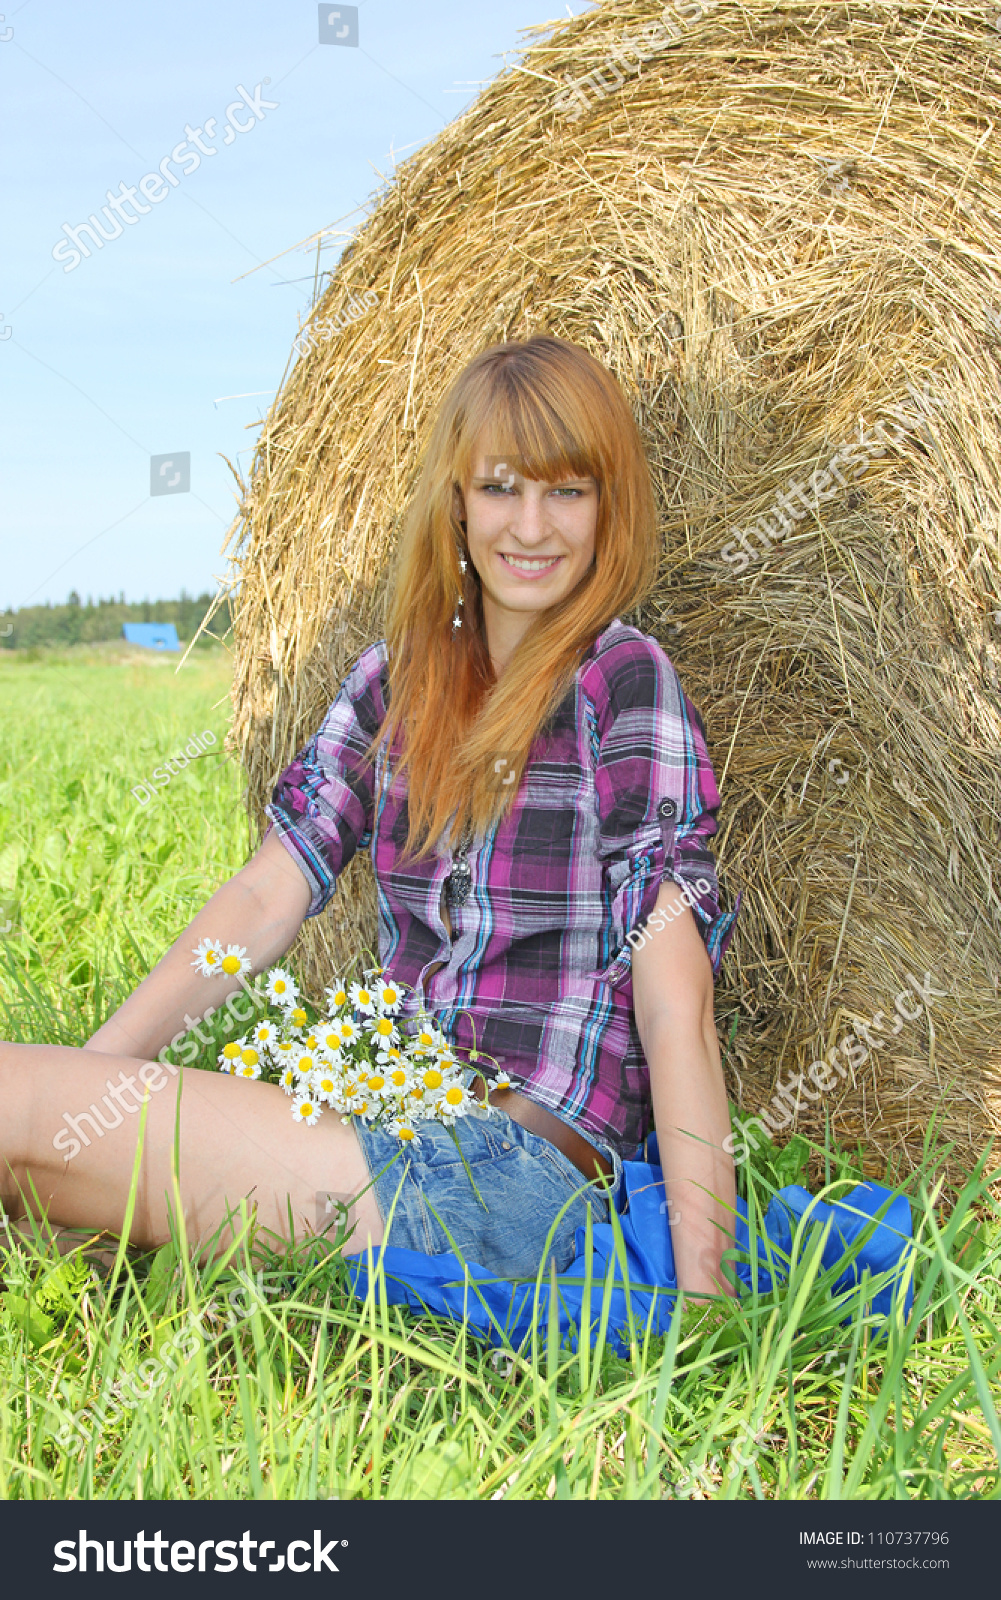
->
<box><xmin>0</xmin><ymin>336</ymin><xmax>739</xmax><ymax>1298</ymax></box>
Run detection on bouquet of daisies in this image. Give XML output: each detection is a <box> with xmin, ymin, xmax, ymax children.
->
<box><xmin>191</xmin><ymin>939</ymin><xmax>509</xmax><ymax>1144</ymax></box>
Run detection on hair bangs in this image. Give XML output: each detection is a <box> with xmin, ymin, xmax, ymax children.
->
<box><xmin>452</xmin><ymin>347</ymin><xmax>607</xmax><ymax>491</ymax></box>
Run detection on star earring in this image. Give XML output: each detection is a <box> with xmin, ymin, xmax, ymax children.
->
<box><xmin>452</xmin><ymin>557</ymin><xmax>467</xmax><ymax>631</ymax></box>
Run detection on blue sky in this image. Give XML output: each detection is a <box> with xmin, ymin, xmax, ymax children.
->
<box><xmin>1</xmin><ymin>0</ymin><xmax>588</xmax><ymax>611</ymax></box>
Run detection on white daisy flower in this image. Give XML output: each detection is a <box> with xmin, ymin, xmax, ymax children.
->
<box><xmin>250</xmin><ymin>1019</ymin><xmax>276</xmax><ymax>1049</ymax></box>
<box><xmin>300</xmin><ymin>1030</ymin><xmax>322</xmax><ymax>1053</ymax></box>
<box><xmin>386</xmin><ymin>1119</ymin><xmax>419</xmax><ymax>1144</ymax></box>
<box><xmin>340</xmin><ymin>1078</ymin><xmax>372</xmax><ymax>1116</ymax></box>
<box><xmin>363</xmin><ymin>964</ymin><xmax>385</xmax><ymax>982</ymax></box>
<box><xmin>349</xmin><ymin>981</ymin><xmax>377</xmax><ymax>1016</ymax></box>
<box><xmin>384</xmin><ymin>1063</ymin><xmax>413</xmax><ymax>1094</ymax></box>
<box><xmin>266</xmin><ymin>968</ymin><xmax>298</xmax><ymax>1007</ymax></box>
<box><xmin>291</xmin><ymin>1094</ymin><xmax>322</xmax><ymax>1126</ymax></box>
<box><xmin>363</xmin><ymin>1069</ymin><xmax>390</xmax><ymax>1099</ymax></box>
<box><xmin>235</xmin><ymin>1059</ymin><xmax>262</xmax><ymax>1081</ymax></box>
<box><xmin>293</xmin><ymin>1049</ymin><xmax>318</xmax><ymax>1083</ymax></box>
<box><xmin>366</xmin><ymin>1014</ymin><xmax>399</xmax><ymax>1047</ymax></box>
<box><xmin>338</xmin><ymin>1017</ymin><xmax>361</xmax><ymax>1046</ymax></box>
<box><xmin>410</xmin><ymin>1021</ymin><xmax>446</xmax><ymax>1056</ymax></box>
<box><xmin>317</xmin><ymin>1024</ymin><xmax>346</xmax><ymax>1058</ymax></box>
<box><xmin>311</xmin><ymin>1068</ymin><xmax>339</xmax><ymax>1105</ymax></box>
<box><xmin>490</xmin><ymin>1071</ymin><xmax>513</xmax><ymax>1092</ymax></box>
<box><xmin>278</xmin><ymin>1065</ymin><xmax>297</xmax><ymax>1096</ymax></box>
<box><xmin>376</xmin><ymin>979</ymin><xmax>403</xmax><ymax>1013</ymax></box>
<box><xmin>438</xmin><ymin>1081</ymin><xmax>473</xmax><ymax>1119</ymax></box>
<box><xmin>219</xmin><ymin>944</ymin><xmax>252</xmax><ymax>979</ymax></box>
<box><xmin>272</xmin><ymin>1037</ymin><xmax>296</xmax><ymax>1064</ymax></box>
<box><xmin>218</xmin><ymin>1040</ymin><xmax>243</xmax><ymax>1071</ymax></box>
<box><xmin>324</xmin><ymin>980</ymin><xmax>350</xmax><ymax>1011</ymax></box>
<box><xmin>288</xmin><ymin>1006</ymin><xmax>310</xmax><ymax>1034</ymax></box>
<box><xmin>191</xmin><ymin>938</ymin><xmax>225</xmax><ymax>977</ymax></box>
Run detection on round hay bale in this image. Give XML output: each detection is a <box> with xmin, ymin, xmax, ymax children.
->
<box><xmin>222</xmin><ymin>0</ymin><xmax>1001</xmax><ymax>1182</ymax></box>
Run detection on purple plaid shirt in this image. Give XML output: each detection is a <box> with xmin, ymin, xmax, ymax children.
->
<box><xmin>267</xmin><ymin>618</ymin><xmax>739</xmax><ymax>1162</ymax></box>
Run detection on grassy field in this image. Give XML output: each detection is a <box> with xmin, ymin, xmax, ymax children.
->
<box><xmin>0</xmin><ymin>645</ymin><xmax>998</xmax><ymax>1501</ymax></box>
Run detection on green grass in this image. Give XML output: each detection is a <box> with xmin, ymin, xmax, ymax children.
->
<box><xmin>1</xmin><ymin>645</ymin><xmax>999</xmax><ymax>1501</ymax></box>
<box><xmin>0</xmin><ymin>641</ymin><xmax>247</xmax><ymax>1034</ymax></box>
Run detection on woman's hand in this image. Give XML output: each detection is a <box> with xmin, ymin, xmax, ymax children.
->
<box><xmin>631</xmin><ymin>880</ymin><xmax>737</xmax><ymax>1299</ymax></box>
<box><xmin>85</xmin><ymin>830</ymin><xmax>312</xmax><ymax>1062</ymax></box>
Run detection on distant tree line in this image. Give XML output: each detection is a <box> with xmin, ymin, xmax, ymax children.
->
<box><xmin>0</xmin><ymin>590</ymin><xmax>235</xmax><ymax>650</ymax></box>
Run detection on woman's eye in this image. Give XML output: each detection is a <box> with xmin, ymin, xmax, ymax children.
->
<box><xmin>478</xmin><ymin>481</ymin><xmax>586</xmax><ymax>497</ymax></box>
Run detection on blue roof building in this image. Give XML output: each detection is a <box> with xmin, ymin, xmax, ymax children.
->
<box><xmin>122</xmin><ymin>622</ymin><xmax>181</xmax><ymax>652</ymax></box>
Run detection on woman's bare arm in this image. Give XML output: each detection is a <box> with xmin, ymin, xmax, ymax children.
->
<box><xmin>85</xmin><ymin>831</ymin><xmax>312</xmax><ymax>1061</ymax></box>
<box><xmin>631</xmin><ymin>880</ymin><xmax>736</xmax><ymax>1298</ymax></box>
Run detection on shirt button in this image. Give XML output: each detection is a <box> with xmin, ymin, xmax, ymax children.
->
<box><xmin>501</xmin><ymin>1141</ymin><xmax>511</xmax><ymax>1150</ymax></box>
<box><xmin>657</xmin><ymin>798</ymin><xmax>677</xmax><ymax>821</ymax></box>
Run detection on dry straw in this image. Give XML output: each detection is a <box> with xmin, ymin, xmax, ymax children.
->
<box><xmin>212</xmin><ymin>0</ymin><xmax>1001</xmax><ymax>1181</ymax></box>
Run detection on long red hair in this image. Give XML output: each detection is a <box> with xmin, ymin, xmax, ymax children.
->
<box><xmin>370</xmin><ymin>335</ymin><xmax>659</xmax><ymax>859</ymax></box>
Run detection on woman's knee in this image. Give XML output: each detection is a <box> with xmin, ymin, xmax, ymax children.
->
<box><xmin>0</xmin><ymin>1042</ymin><xmax>30</xmax><ymax>1198</ymax></box>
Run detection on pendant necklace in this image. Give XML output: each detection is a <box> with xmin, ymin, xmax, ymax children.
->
<box><xmin>446</xmin><ymin>820</ymin><xmax>474</xmax><ymax>910</ymax></box>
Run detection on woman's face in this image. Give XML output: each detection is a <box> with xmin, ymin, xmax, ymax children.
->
<box><xmin>455</xmin><ymin>435</ymin><xmax>599</xmax><ymax>639</ymax></box>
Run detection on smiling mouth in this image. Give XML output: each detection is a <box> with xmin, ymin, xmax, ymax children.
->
<box><xmin>500</xmin><ymin>553</ymin><xmax>563</xmax><ymax>572</ymax></box>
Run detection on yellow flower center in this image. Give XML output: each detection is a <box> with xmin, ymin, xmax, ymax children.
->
<box><xmin>298</xmin><ymin>1055</ymin><xmax>314</xmax><ymax>1074</ymax></box>
<box><xmin>398</xmin><ymin>1126</ymin><xmax>415</xmax><ymax>1141</ymax></box>
<box><xmin>221</xmin><ymin>954</ymin><xmax>242</xmax><ymax>975</ymax></box>
<box><xmin>241</xmin><ymin>1048</ymin><xmax>259</xmax><ymax>1067</ymax></box>
<box><xmin>222</xmin><ymin>1042</ymin><xmax>241</xmax><ymax>1059</ymax></box>
<box><xmin>419</xmin><ymin>1031</ymin><xmax>433</xmax><ymax>1047</ymax></box>
<box><xmin>274</xmin><ymin>978</ymin><xmax>286</xmax><ymax>994</ymax></box>
<box><xmin>291</xmin><ymin>1008</ymin><xmax>308</xmax><ymax>1027</ymax></box>
<box><xmin>390</xmin><ymin>1069</ymin><xmax>407</xmax><ymax>1087</ymax></box>
<box><xmin>382</xmin><ymin>988</ymin><xmax>397</xmax><ymax>1004</ymax></box>
<box><xmin>422</xmin><ymin>1069</ymin><xmax>443</xmax><ymax>1090</ymax></box>
<box><xmin>444</xmin><ymin>1085</ymin><xmax>463</xmax><ymax>1106</ymax></box>
<box><xmin>367</xmin><ymin>1074</ymin><xmax>385</xmax><ymax>1092</ymax></box>
<box><xmin>375</xmin><ymin>1018</ymin><xmax>393</xmax><ymax>1036</ymax></box>
<box><xmin>324</xmin><ymin>1033</ymin><xmax>341</xmax><ymax>1051</ymax></box>
<box><xmin>300</xmin><ymin>1102</ymin><xmax>314</xmax><ymax>1117</ymax></box>
<box><xmin>206</xmin><ymin>950</ymin><xmax>219</xmax><ymax>965</ymax></box>
<box><xmin>332</xmin><ymin>989</ymin><xmax>347</xmax><ymax>1007</ymax></box>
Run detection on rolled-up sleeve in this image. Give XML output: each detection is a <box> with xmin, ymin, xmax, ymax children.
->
<box><xmin>265</xmin><ymin>642</ymin><xmax>389</xmax><ymax>918</ymax></box>
<box><xmin>586</xmin><ymin>632</ymin><xmax>740</xmax><ymax>981</ymax></box>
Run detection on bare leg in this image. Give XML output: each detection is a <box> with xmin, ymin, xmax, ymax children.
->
<box><xmin>0</xmin><ymin>1041</ymin><xmax>385</xmax><ymax>1259</ymax></box>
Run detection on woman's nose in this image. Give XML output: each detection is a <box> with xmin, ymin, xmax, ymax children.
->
<box><xmin>507</xmin><ymin>488</ymin><xmax>549</xmax><ymax>546</ymax></box>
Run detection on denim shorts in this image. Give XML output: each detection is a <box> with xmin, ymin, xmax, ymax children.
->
<box><xmin>353</xmin><ymin>1107</ymin><xmax>621</xmax><ymax>1280</ymax></box>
